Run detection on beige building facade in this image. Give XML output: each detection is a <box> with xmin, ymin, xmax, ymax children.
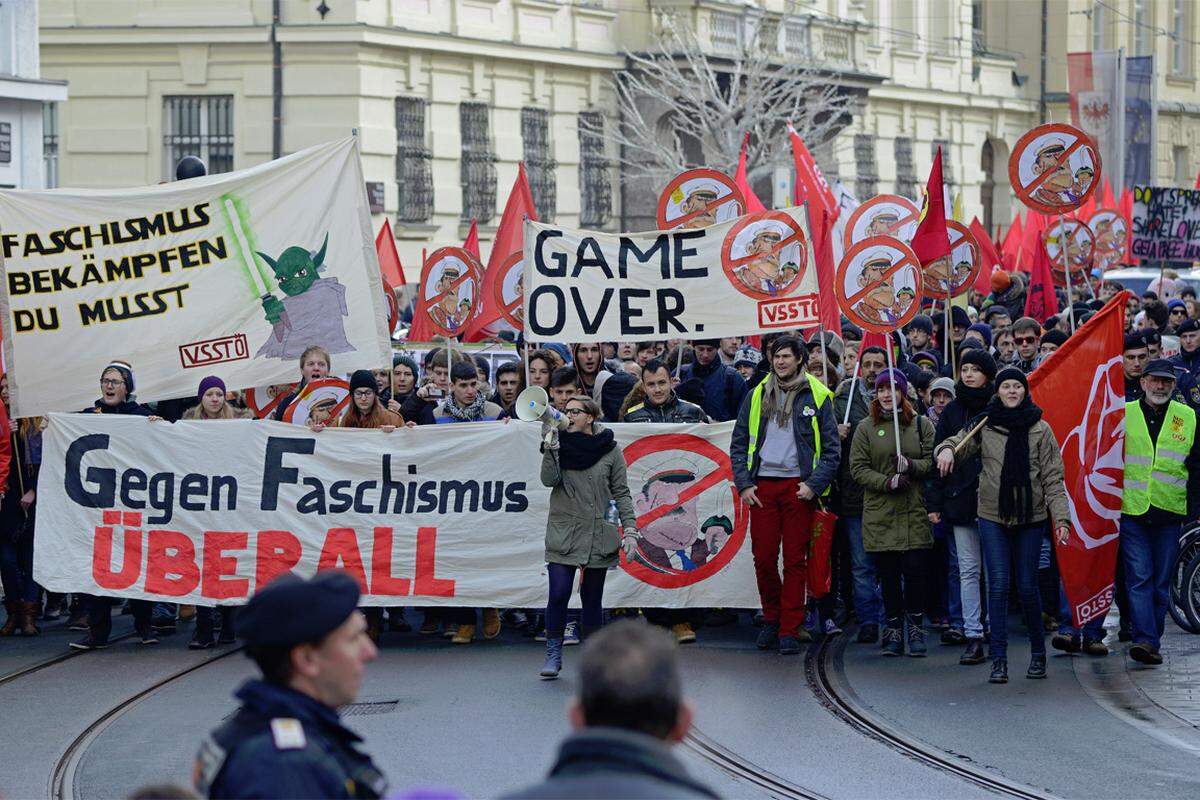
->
<box><xmin>36</xmin><ymin>0</ymin><xmax>1200</xmax><ymax>268</ymax></box>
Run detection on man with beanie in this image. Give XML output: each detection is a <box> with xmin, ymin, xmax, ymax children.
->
<box><xmin>731</xmin><ymin>336</ymin><xmax>840</xmax><ymax>654</ymax></box>
<box><xmin>1039</xmin><ymin>329</ymin><xmax>1068</xmax><ymax>362</ymax></box>
<box><xmin>194</xmin><ymin>572</ymin><xmax>387</xmax><ymax>798</ymax></box>
<box><xmin>1166</xmin><ymin>299</ymin><xmax>1188</xmax><ymax>334</ymax></box>
<box><xmin>905</xmin><ymin>315</ymin><xmax>934</xmax><ymax>354</ymax></box>
<box><xmin>1171</xmin><ymin>318</ymin><xmax>1200</xmax><ymax>409</ymax></box>
<box><xmin>681</xmin><ymin>339</ymin><xmax>748</xmax><ymax>422</ymax></box>
<box><xmin>964</xmin><ymin>323</ymin><xmax>992</xmax><ymax>350</ymax></box>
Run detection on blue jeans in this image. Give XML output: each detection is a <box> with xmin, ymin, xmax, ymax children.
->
<box><xmin>842</xmin><ymin>516</ymin><xmax>882</xmax><ymax>625</ymax></box>
<box><xmin>977</xmin><ymin>519</ymin><xmax>1045</xmax><ymax>660</ymax></box>
<box><xmin>943</xmin><ymin>524</ymin><xmax>963</xmax><ymax>630</ymax></box>
<box><xmin>953</xmin><ymin>524</ymin><xmax>986</xmax><ymax>639</ymax></box>
<box><xmin>1057</xmin><ymin>582</ymin><xmax>1106</xmax><ymax>640</ymax></box>
<box><xmin>1120</xmin><ymin>516</ymin><xmax>1181</xmax><ymax>650</ymax></box>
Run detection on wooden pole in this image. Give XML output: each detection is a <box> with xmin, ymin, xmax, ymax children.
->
<box><xmin>884</xmin><ymin>341</ymin><xmax>903</xmax><ymax>461</ymax></box>
<box><xmin>952</xmin><ymin>416</ymin><xmax>989</xmax><ymax>456</ymax></box>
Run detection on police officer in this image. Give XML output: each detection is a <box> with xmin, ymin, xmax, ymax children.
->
<box><xmin>194</xmin><ymin>572</ymin><xmax>387</xmax><ymax>798</ymax></box>
<box><xmin>1171</xmin><ymin>318</ymin><xmax>1200</xmax><ymax>410</ymax></box>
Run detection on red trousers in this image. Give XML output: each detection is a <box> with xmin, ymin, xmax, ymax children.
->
<box><xmin>749</xmin><ymin>477</ymin><xmax>815</xmax><ymax>636</ymax></box>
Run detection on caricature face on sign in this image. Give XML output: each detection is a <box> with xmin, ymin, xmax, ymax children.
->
<box><xmin>1043</xmin><ymin>219</ymin><xmax>1096</xmax><ymax>273</ymax></box>
<box><xmin>923</xmin><ymin>221</ymin><xmax>980</xmax><ymax>299</ymax></box>
<box><xmin>244</xmin><ymin>383</ymin><xmax>297</xmax><ymax>419</ymax></box>
<box><xmin>494</xmin><ymin>251</ymin><xmax>525</xmax><ymax>329</ymax></box>
<box><xmin>657</xmin><ymin>169</ymin><xmax>745</xmax><ymax>230</ymax></box>
<box><xmin>721</xmin><ymin>211</ymin><xmax>808</xmax><ymax>300</ymax></box>
<box><xmin>844</xmin><ymin>195</ymin><xmax>920</xmax><ymax>249</ymax></box>
<box><xmin>1087</xmin><ymin>209</ymin><xmax>1127</xmax><ymax>272</ymax></box>
<box><xmin>421</xmin><ymin>247</ymin><xmax>482</xmax><ymax>337</ymax></box>
<box><xmin>836</xmin><ymin>236</ymin><xmax>923</xmax><ymax>334</ymax></box>
<box><xmin>281</xmin><ymin>377</ymin><xmax>351</xmax><ymax>426</ymax></box>
<box><xmin>1009</xmin><ymin>123</ymin><xmax>1101</xmax><ymax>215</ymax></box>
<box><xmin>621</xmin><ymin>433</ymin><xmax>748</xmax><ymax>589</ymax></box>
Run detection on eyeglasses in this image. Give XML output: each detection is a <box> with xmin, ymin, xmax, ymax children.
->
<box><xmin>352</xmin><ymin>389</ymin><xmax>376</xmax><ymax>398</ymax></box>
<box><xmin>564</xmin><ymin>408</ymin><xmax>587</xmax><ymax>416</ymax></box>
<box><xmin>100</xmin><ymin>378</ymin><xmax>124</xmax><ymax>388</ymax></box>
<box><xmin>1014</xmin><ymin>335</ymin><xmax>1038</xmax><ymax>345</ymax></box>
<box><xmin>1171</xmin><ymin>308</ymin><xmax>1187</xmax><ymax>315</ymax></box>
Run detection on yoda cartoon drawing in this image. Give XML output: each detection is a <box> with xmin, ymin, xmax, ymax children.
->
<box><xmin>254</xmin><ymin>233</ymin><xmax>356</xmax><ymax>360</ymax></box>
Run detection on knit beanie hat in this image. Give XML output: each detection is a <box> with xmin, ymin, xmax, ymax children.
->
<box><xmin>349</xmin><ymin>369</ymin><xmax>377</xmax><ymax>395</ymax></box>
<box><xmin>197</xmin><ymin>375</ymin><xmax>226</xmax><ymax>400</ymax></box>
<box><xmin>960</xmin><ymin>348</ymin><xmax>997</xmax><ymax>381</ymax></box>
<box><xmin>102</xmin><ymin>361</ymin><xmax>135</xmax><ymax>394</ymax></box>
<box><xmin>991</xmin><ymin>270</ymin><xmax>1012</xmax><ymax>293</ymax></box>
<box><xmin>875</xmin><ymin>368</ymin><xmax>908</xmax><ymax>395</ymax></box>
<box><xmin>966</xmin><ymin>323</ymin><xmax>993</xmax><ymax>348</ymax></box>
<box><xmin>1041</xmin><ymin>329</ymin><xmax>1069</xmax><ymax>348</ymax></box>
<box><xmin>994</xmin><ymin>366</ymin><xmax>1029</xmax><ymax>392</ymax></box>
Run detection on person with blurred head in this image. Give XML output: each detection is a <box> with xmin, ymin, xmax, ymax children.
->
<box><xmin>936</xmin><ymin>367</ymin><xmax>1069</xmax><ymax>683</ymax></box>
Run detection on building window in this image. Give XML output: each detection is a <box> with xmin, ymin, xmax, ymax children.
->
<box><xmin>43</xmin><ymin>103</ymin><xmax>58</xmax><ymax>188</ymax></box>
<box><xmin>1133</xmin><ymin>0</ymin><xmax>1150</xmax><ymax>56</ymax></box>
<box><xmin>784</xmin><ymin>20</ymin><xmax>810</xmax><ymax>57</ymax></box>
<box><xmin>163</xmin><ymin>95</ymin><xmax>233</xmax><ymax>177</ymax></box>
<box><xmin>894</xmin><ymin>136</ymin><xmax>917</xmax><ymax>198</ymax></box>
<box><xmin>932</xmin><ymin>139</ymin><xmax>953</xmax><ymax>194</ymax></box>
<box><xmin>0</xmin><ymin>122</ymin><xmax>10</xmax><ymax>165</ymax></box>
<box><xmin>758</xmin><ymin>18</ymin><xmax>780</xmax><ymax>53</ymax></box>
<box><xmin>1172</xmin><ymin>0</ymin><xmax>1189</xmax><ymax>76</ymax></box>
<box><xmin>1092</xmin><ymin>1</ymin><xmax>1107</xmax><ymax>51</ymax></box>
<box><xmin>521</xmin><ymin>107</ymin><xmax>557</xmax><ymax>222</ymax></box>
<box><xmin>1174</xmin><ymin>146</ymin><xmax>1190</xmax><ymax>186</ymax></box>
<box><xmin>395</xmin><ymin>97</ymin><xmax>433</xmax><ymax>224</ymax></box>
<box><xmin>459</xmin><ymin>102</ymin><xmax>497</xmax><ymax>224</ymax></box>
<box><xmin>854</xmin><ymin>134</ymin><xmax>878</xmax><ymax>198</ymax></box>
<box><xmin>711</xmin><ymin>12</ymin><xmax>741</xmax><ymax>53</ymax></box>
<box><xmin>578</xmin><ymin>111</ymin><xmax>611</xmax><ymax>228</ymax></box>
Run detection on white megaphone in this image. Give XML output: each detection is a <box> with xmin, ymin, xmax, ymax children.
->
<box><xmin>516</xmin><ymin>385</ymin><xmax>567</xmax><ymax>427</ymax></box>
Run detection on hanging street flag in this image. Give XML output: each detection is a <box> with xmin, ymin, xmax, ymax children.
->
<box><xmin>1068</xmin><ymin>50</ymin><xmax>1122</xmax><ymax>189</ymax></box>
<box><xmin>0</xmin><ymin>137</ymin><xmax>391</xmax><ymax>417</ymax></box>
<box><xmin>909</xmin><ymin>147</ymin><xmax>951</xmax><ymax>267</ymax></box>
<box><xmin>1124</xmin><ymin>55</ymin><xmax>1156</xmax><ymax>189</ymax></box>
<box><xmin>1023</xmin><ymin>232</ymin><xmax>1060</xmax><ymax>323</ymax></box>
<box><xmin>375</xmin><ymin>219</ymin><xmax>407</xmax><ymax>287</ymax></box>
<box><xmin>1029</xmin><ymin>293</ymin><xmax>1128</xmax><ymax>627</ymax></box>
<box><xmin>969</xmin><ymin>216</ymin><xmax>1003</xmax><ymax>295</ymax></box>
<box><xmin>464</xmin><ymin>164</ymin><xmax>538</xmax><ymax>342</ymax></box>
<box><xmin>733</xmin><ymin>132</ymin><xmax>768</xmax><ymax>214</ymax></box>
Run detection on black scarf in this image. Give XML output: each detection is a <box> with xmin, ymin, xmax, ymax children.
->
<box><xmin>954</xmin><ymin>381</ymin><xmax>994</xmax><ymax>417</ymax></box>
<box><xmin>559</xmin><ymin>427</ymin><xmax>616</xmax><ymax>471</ymax></box>
<box><xmin>984</xmin><ymin>395</ymin><xmax>1043</xmax><ymax>523</ymax></box>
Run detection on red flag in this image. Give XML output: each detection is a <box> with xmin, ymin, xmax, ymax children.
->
<box><xmin>969</xmin><ymin>216</ymin><xmax>1002</xmax><ymax>295</ymax></box>
<box><xmin>464</xmin><ymin>164</ymin><xmax>538</xmax><ymax>342</ymax></box>
<box><xmin>733</xmin><ymin>132</ymin><xmax>767</xmax><ymax>214</ymax></box>
<box><xmin>1000</xmin><ymin>214</ymin><xmax>1024</xmax><ymax>272</ymax></box>
<box><xmin>1029</xmin><ymin>293</ymin><xmax>1128</xmax><ymax>627</ymax></box>
<box><xmin>1074</xmin><ymin>190</ymin><xmax>1096</xmax><ymax>223</ymax></box>
<box><xmin>909</xmin><ymin>147</ymin><xmax>950</xmax><ymax>266</ymax></box>
<box><xmin>1194</xmin><ymin>170</ymin><xmax>1200</xmax><ymax>189</ymax></box>
<box><xmin>407</xmin><ymin>248</ymin><xmax>436</xmax><ymax>342</ymax></box>
<box><xmin>1119</xmin><ymin>187</ymin><xmax>1134</xmax><ymax>265</ymax></box>
<box><xmin>1102</xmin><ymin>179</ymin><xmax>1117</xmax><ymax>209</ymax></box>
<box><xmin>462</xmin><ymin>218</ymin><xmax>481</xmax><ymax>261</ymax></box>
<box><xmin>1021</xmin><ymin>211</ymin><xmax>1048</xmax><ymax>274</ymax></box>
<box><xmin>787</xmin><ymin>122</ymin><xmax>837</xmax><ymax>220</ymax></box>
<box><xmin>374</xmin><ymin>219</ymin><xmax>407</xmax><ymax>287</ymax></box>
<box><xmin>810</xmin><ymin>208</ymin><xmax>841</xmax><ymax>332</ymax></box>
<box><xmin>1024</xmin><ymin>234</ymin><xmax>1059</xmax><ymax>323</ymax></box>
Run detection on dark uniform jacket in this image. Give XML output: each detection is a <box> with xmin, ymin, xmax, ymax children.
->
<box><xmin>195</xmin><ymin>679</ymin><xmax>386</xmax><ymax>799</ymax></box>
<box><xmin>502</xmin><ymin>727</ymin><xmax>718</xmax><ymax>799</ymax></box>
<box><xmin>623</xmin><ymin>394</ymin><xmax>706</xmax><ymax>424</ymax></box>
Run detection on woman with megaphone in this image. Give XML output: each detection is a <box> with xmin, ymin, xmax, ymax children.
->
<box><xmin>536</xmin><ymin>393</ymin><xmax>639</xmax><ymax>679</ymax></box>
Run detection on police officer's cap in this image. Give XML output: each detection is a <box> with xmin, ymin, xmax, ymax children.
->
<box><xmin>1143</xmin><ymin>359</ymin><xmax>1177</xmax><ymax>380</ymax></box>
<box><xmin>1177</xmin><ymin>318</ymin><xmax>1200</xmax><ymax>335</ymax></box>
<box><xmin>175</xmin><ymin>155</ymin><xmax>208</xmax><ymax>181</ymax></box>
<box><xmin>238</xmin><ymin>572</ymin><xmax>361</xmax><ymax>648</ymax></box>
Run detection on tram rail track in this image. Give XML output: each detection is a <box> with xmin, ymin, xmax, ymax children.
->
<box><xmin>681</xmin><ymin>726</ymin><xmax>831</xmax><ymax>800</ymax></box>
<box><xmin>0</xmin><ymin>632</ymin><xmax>137</xmax><ymax>689</ymax></box>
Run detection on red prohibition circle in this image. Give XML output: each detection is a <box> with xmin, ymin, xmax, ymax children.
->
<box><xmin>1008</xmin><ymin>122</ymin><xmax>1101</xmax><ymax>216</ymax></box>
<box><xmin>420</xmin><ymin>246</ymin><xmax>483</xmax><ymax>338</ymax></box>
<box><xmin>1042</xmin><ymin>218</ymin><xmax>1096</xmax><ymax>274</ymax></box>
<box><xmin>619</xmin><ymin>433</ymin><xmax>749</xmax><ymax>590</ymax></box>
<box><xmin>656</xmin><ymin>168</ymin><xmax>745</xmax><ymax>230</ymax></box>
<box><xmin>1086</xmin><ymin>208</ymin><xmax>1127</xmax><ymax>272</ymax></box>
<box><xmin>843</xmin><ymin>194</ymin><xmax>920</xmax><ymax>250</ymax></box>
<box><xmin>720</xmin><ymin>210</ymin><xmax>810</xmax><ymax>301</ymax></box>
<box><xmin>281</xmin><ymin>377</ymin><xmax>351</xmax><ymax>425</ymax></box>
<box><xmin>835</xmin><ymin>236</ymin><xmax>924</xmax><ymax>334</ymax></box>
<box><xmin>923</xmin><ymin>220</ymin><xmax>981</xmax><ymax>300</ymax></box>
<box><xmin>383</xmin><ymin>277</ymin><xmax>399</xmax><ymax>335</ymax></box>
<box><xmin>244</xmin><ymin>383</ymin><xmax>297</xmax><ymax>419</ymax></box>
<box><xmin>492</xmin><ymin>250</ymin><xmax>525</xmax><ymax>329</ymax></box>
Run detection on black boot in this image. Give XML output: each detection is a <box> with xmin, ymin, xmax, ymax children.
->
<box><xmin>881</xmin><ymin>617</ymin><xmax>904</xmax><ymax>656</ymax></box>
<box><xmin>989</xmin><ymin>658</ymin><xmax>1009</xmax><ymax>683</ymax></box>
<box><xmin>960</xmin><ymin>639</ymin><xmax>986</xmax><ymax>665</ymax></box>
<box><xmin>540</xmin><ymin>637</ymin><xmax>564</xmax><ymax>679</ymax></box>
<box><xmin>217</xmin><ymin>607</ymin><xmax>238</xmax><ymax>644</ymax></box>
<box><xmin>190</xmin><ymin>608</ymin><xmax>215</xmax><ymax>649</ymax></box>
<box><xmin>906</xmin><ymin>613</ymin><xmax>927</xmax><ymax>657</ymax></box>
<box><xmin>856</xmin><ymin>623</ymin><xmax>879</xmax><ymax>644</ymax></box>
<box><xmin>1026</xmin><ymin>653</ymin><xmax>1047</xmax><ymax>679</ymax></box>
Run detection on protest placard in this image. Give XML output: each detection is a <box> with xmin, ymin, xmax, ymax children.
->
<box><xmin>0</xmin><ymin>138</ymin><xmax>391</xmax><ymax>417</ymax></box>
<box><xmin>34</xmin><ymin>414</ymin><xmax>759</xmax><ymax>609</ymax></box>
<box><xmin>1130</xmin><ymin>185</ymin><xmax>1200</xmax><ymax>261</ymax></box>
<box><xmin>522</xmin><ymin>207</ymin><xmax>819</xmax><ymax>341</ymax></box>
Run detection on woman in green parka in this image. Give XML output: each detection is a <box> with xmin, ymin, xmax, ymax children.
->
<box><xmin>538</xmin><ymin>395</ymin><xmax>639</xmax><ymax>680</ymax></box>
<box><xmin>850</xmin><ymin>369</ymin><xmax>935</xmax><ymax>658</ymax></box>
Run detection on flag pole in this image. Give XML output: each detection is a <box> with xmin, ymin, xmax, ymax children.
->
<box><xmin>884</xmin><ymin>338</ymin><xmax>903</xmax><ymax>461</ymax></box>
<box><xmin>1057</xmin><ymin>212</ymin><xmax>1076</xmax><ymax>333</ymax></box>
<box><xmin>842</xmin><ymin>358</ymin><xmax>861</xmax><ymax>426</ymax></box>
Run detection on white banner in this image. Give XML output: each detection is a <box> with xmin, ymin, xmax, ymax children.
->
<box><xmin>522</xmin><ymin>207</ymin><xmax>820</xmax><ymax>342</ymax></box>
<box><xmin>34</xmin><ymin>414</ymin><xmax>758</xmax><ymax>608</ymax></box>
<box><xmin>0</xmin><ymin>138</ymin><xmax>391</xmax><ymax>417</ymax></box>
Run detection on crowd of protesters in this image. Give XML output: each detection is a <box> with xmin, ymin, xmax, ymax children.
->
<box><xmin>0</xmin><ymin>267</ymin><xmax>1197</xmax><ymax>684</ymax></box>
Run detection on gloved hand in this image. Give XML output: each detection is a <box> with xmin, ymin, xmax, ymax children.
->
<box><xmin>886</xmin><ymin>474</ymin><xmax>911</xmax><ymax>493</ymax></box>
<box><xmin>895</xmin><ymin>454</ymin><xmax>910</xmax><ymax>474</ymax></box>
<box><xmin>622</xmin><ymin>529</ymin><xmax>640</xmax><ymax>559</ymax></box>
<box><xmin>542</xmin><ymin>423</ymin><xmax>560</xmax><ymax>451</ymax></box>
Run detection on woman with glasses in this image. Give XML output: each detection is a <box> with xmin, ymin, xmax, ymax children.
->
<box><xmin>537</xmin><ymin>395</ymin><xmax>638</xmax><ymax>679</ymax></box>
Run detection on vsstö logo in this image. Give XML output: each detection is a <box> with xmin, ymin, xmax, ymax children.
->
<box><xmin>179</xmin><ymin>334</ymin><xmax>250</xmax><ymax>369</ymax></box>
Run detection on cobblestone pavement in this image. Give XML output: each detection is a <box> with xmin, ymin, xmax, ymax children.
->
<box><xmin>1124</xmin><ymin>624</ymin><xmax>1200</xmax><ymax>728</ymax></box>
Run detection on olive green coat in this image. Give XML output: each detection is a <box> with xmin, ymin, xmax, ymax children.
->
<box><xmin>540</xmin><ymin>427</ymin><xmax>638</xmax><ymax>568</ymax></box>
<box><xmin>849</xmin><ymin>414</ymin><xmax>935</xmax><ymax>553</ymax></box>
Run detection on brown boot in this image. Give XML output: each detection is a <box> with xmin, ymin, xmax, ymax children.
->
<box><xmin>19</xmin><ymin>602</ymin><xmax>40</xmax><ymax>636</ymax></box>
<box><xmin>0</xmin><ymin>601</ymin><xmax>19</xmax><ymax>636</ymax></box>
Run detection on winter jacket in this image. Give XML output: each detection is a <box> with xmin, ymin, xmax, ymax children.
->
<box><xmin>425</xmin><ymin>399</ymin><xmax>503</xmax><ymax>424</ymax></box>
<box><xmin>623</xmin><ymin>394</ymin><xmax>706</xmax><ymax>424</ymax></box>
<box><xmin>541</xmin><ymin>426</ymin><xmax>637</xmax><ymax>568</ymax></box>
<box><xmin>850</xmin><ymin>413</ymin><xmax>935</xmax><ymax>553</ymax></box>
<box><xmin>936</xmin><ymin>419</ymin><xmax>1069</xmax><ymax>527</ymax></box>
<box><xmin>1172</xmin><ymin>347</ymin><xmax>1200</xmax><ymax>409</ymax></box>
<box><xmin>681</xmin><ymin>358</ymin><xmax>748</xmax><ymax>422</ymax></box>
<box><xmin>502</xmin><ymin>727</ymin><xmax>718</xmax><ymax>800</ymax></box>
<box><xmin>730</xmin><ymin>374</ymin><xmax>840</xmax><ymax>495</ymax></box>
<box><xmin>926</xmin><ymin>399</ymin><xmax>984</xmax><ymax>525</ymax></box>
<box><xmin>832</xmin><ymin>377</ymin><xmax>871</xmax><ymax>515</ymax></box>
<box><xmin>81</xmin><ymin>399</ymin><xmax>153</xmax><ymax>416</ymax></box>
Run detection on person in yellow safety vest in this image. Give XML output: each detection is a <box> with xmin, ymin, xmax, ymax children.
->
<box><xmin>1103</xmin><ymin>359</ymin><xmax>1200</xmax><ymax>666</ymax></box>
<box><xmin>730</xmin><ymin>335</ymin><xmax>840</xmax><ymax>656</ymax></box>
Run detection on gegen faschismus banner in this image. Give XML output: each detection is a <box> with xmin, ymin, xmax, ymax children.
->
<box><xmin>34</xmin><ymin>414</ymin><xmax>757</xmax><ymax>609</ymax></box>
<box><xmin>522</xmin><ymin>207</ymin><xmax>820</xmax><ymax>342</ymax></box>
<box><xmin>1130</xmin><ymin>185</ymin><xmax>1200</xmax><ymax>261</ymax></box>
<box><xmin>0</xmin><ymin>138</ymin><xmax>392</xmax><ymax>417</ymax></box>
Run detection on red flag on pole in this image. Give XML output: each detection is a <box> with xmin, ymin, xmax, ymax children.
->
<box><xmin>1118</xmin><ymin>187</ymin><xmax>1134</xmax><ymax>265</ymax></box>
<box><xmin>1021</xmin><ymin>211</ymin><xmax>1048</xmax><ymax>274</ymax></box>
<box><xmin>407</xmin><ymin>248</ymin><xmax>437</xmax><ymax>342</ymax></box>
<box><xmin>1102</xmin><ymin>178</ymin><xmax>1117</xmax><ymax>210</ymax></box>
<box><xmin>1000</xmin><ymin>214</ymin><xmax>1024</xmax><ymax>272</ymax></box>
<box><xmin>787</xmin><ymin>122</ymin><xmax>838</xmax><ymax>220</ymax></box>
<box><xmin>811</xmin><ymin>208</ymin><xmax>841</xmax><ymax>332</ymax></box>
<box><xmin>464</xmin><ymin>164</ymin><xmax>538</xmax><ymax>342</ymax></box>
<box><xmin>908</xmin><ymin>147</ymin><xmax>951</xmax><ymax>266</ymax></box>
<box><xmin>374</xmin><ymin>219</ymin><xmax>407</xmax><ymax>287</ymax></box>
<box><xmin>1029</xmin><ymin>293</ymin><xmax>1128</xmax><ymax>627</ymax></box>
<box><xmin>733</xmin><ymin>132</ymin><xmax>767</xmax><ymax>214</ymax></box>
<box><xmin>969</xmin><ymin>216</ymin><xmax>1003</xmax><ymax>295</ymax></box>
<box><xmin>462</xmin><ymin>218</ymin><xmax>481</xmax><ymax>261</ymax></box>
<box><xmin>1024</xmin><ymin>234</ymin><xmax>1060</xmax><ymax>323</ymax></box>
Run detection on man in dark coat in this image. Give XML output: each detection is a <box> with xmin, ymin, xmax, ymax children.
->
<box><xmin>680</xmin><ymin>338</ymin><xmax>748</xmax><ymax>422</ymax></box>
<box><xmin>504</xmin><ymin>620</ymin><xmax>717</xmax><ymax>800</ymax></box>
